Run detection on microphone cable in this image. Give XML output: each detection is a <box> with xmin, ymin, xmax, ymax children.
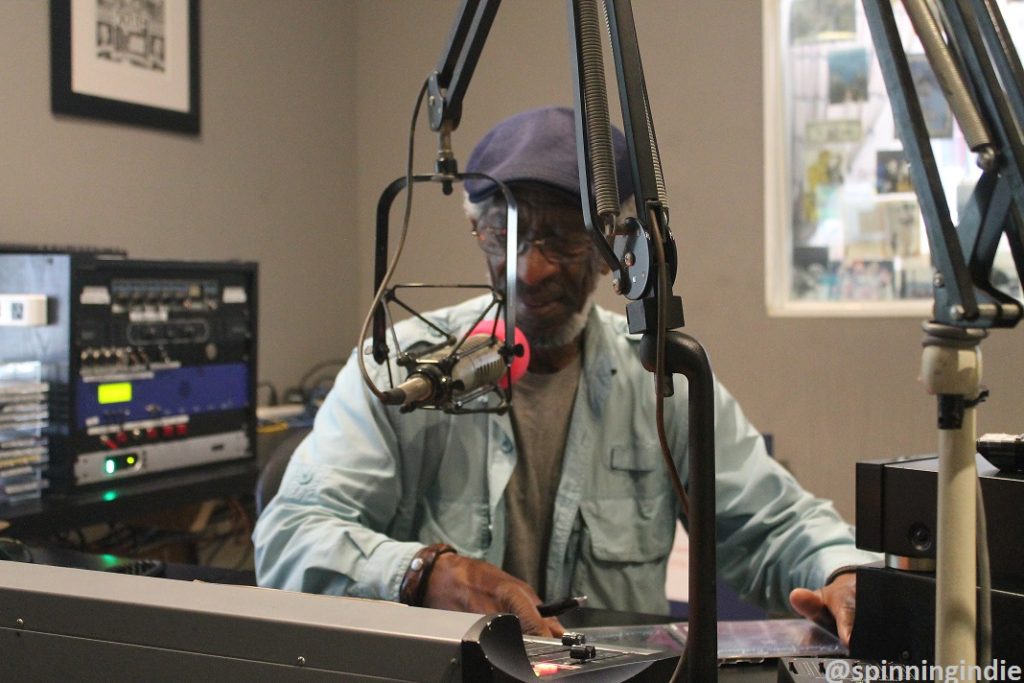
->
<box><xmin>648</xmin><ymin>208</ymin><xmax>689</xmax><ymax>520</ymax></box>
<box><xmin>356</xmin><ymin>78</ymin><xmax>430</xmax><ymax>401</ymax></box>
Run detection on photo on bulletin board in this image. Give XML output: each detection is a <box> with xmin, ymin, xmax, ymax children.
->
<box><xmin>50</xmin><ymin>0</ymin><xmax>200</xmax><ymax>134</ymax></box>
<box><xmin>898</xmin><ymin>259</ymin><xmax>935</xmax><ymax>299</ymax></box>
<box><xmin>880</xmin><ymin>198</ymin><xmax>923</xmax><ymax>258</ymax></box>
<box><xmin>799</xmin><ymin>149</ymin><xmax>845</xmax><ymax>233</ymax></box>
<box><xmin>828</xmin><ymin>48</ymin><xmax>869</xmax><ymax>104</ymax></box>
<box><xmin>789</xmin><ymin>0</ymin><xmax>856</xmax><ymax>44</ymax></box>
<box><xmin>907</xmin><ymin>54</ymin><xmax>953</xmax><ymax>138</ymax></box>
<box><xmin>836</xmin><ymin>260</ymin><xmax>896</xmax><ymax>301</ymax></box>
<box><xmin>876</xmin><ymin>150</ymin><xmax>914</xmax><ymax>194</ymax></box>
<box><xmin>805</xmin><ymin>119</ymin><xmax>862</xmax><ymax>146</ymax></box>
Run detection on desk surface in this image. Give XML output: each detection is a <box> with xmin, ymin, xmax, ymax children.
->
<box><xmin>0</xmin><ymin>458</ymin><xmax>258</xmax><ymax>538</ymax></box>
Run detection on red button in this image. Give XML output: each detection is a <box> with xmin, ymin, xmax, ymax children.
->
<box><xmin>175</xmin><ymin>424</ymin><xmax>188</xmax><ymax>436</ymax></box>
<box><xmin>146</xmin><ymin>428</ymin><xmax>159</xmax><ymax>439</ymax></box>
<box><xmin>115</xmin><ymin>432</ymin><xmax>128</xmax><ymax>444</ymax></box>
<box><xmin>102</xmin><ymin>437</ymin><xmax>118</xmax><ymax>450</ymax></box>
<box><xmin>162</xmin><ymin>426</ymin><xmax>175</xmax><ymax>437</ymax></box>
<box><xmin>533</xmin><ymin>663</ymin><xmax>563</xmax><ymax>677</ymax></box>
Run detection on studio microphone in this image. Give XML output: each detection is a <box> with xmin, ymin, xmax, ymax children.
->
<box><xmin>381</xmin><ymin>322</ymin><xmax>530</xmax><ymax>409</ymax></box>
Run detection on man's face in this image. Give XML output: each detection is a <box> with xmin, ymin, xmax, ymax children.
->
<box><xmin>473</xmin><ymin>194</ymin><xmax>605</xmax><ymax>349</ymax></box>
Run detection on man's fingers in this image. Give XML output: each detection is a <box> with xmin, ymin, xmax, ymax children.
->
<box><xmin>792</xmin><ymin>574</ymin><xmax>858</xmax><ymax>647</ymax></box>
<box><xmin>493</xmin><ymin>583</ymin><xmax>561</xmax><ymax>637</ymax></box>
<box><xmin>789</xmin><ymin>587</ymin><xmax>826</xmax><ymax>621</ymax></box>
<box><xmin>544</xmin><ymin>616</ymin><xmax>565</xmax><ymax>639</ymax></box>
<box><xmin>511</xmin><ymin>610</ymin><xmax>564</xmax><ymax>638</ymax></box>
<box><xmin>829</xmin><ymin>593</ymin><xmax>856</xmax><ymax>644</ymax></box>
<box><xmin>519</xmin><ymin>612</ymin><xmax>556</xmax><ymax>637</ymax></box>
<box><xmin>512</xmin><ymin>600</ymin><xmax>561</xmax><ymax>637</ymax></box>
<box><xmin>822</xmin><ymin>574</ymin><xmax>858</xmax><ymax>646</ymax></box>
<box><xmin>791</xmin><ymin>586</ymin><xmax>840</xmax><ymax>641</ymax></box>
<box><xmin>837</xmin><ymin>616</ymin><xmax>852</xmax><ymax>647</ymax></box>
<box><xmin>419</xmin><ymin>553</ymin><xmax>567</xmax><ymax>640</ymax></box>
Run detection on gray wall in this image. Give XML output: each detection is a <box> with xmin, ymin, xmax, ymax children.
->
<box><xmin>0</xmin><ymin>0</ymin><xmax>358</xmax><ymax>396</ymax></box>
<box><xmin>3</xmin><ymin>0</ymin><xmax>1021</xmax><ymax>520</ymax></box>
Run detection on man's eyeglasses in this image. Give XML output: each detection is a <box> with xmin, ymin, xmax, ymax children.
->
<box><xmin>472</xmin><ymin>225</ymin><xmax>595</xmax><ymax>265</ymax></box>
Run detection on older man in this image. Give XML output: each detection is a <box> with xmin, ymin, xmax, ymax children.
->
<box><xmin>253</xmin><ymin>106</ymin><xmax>877</xmax><ymax>642</ymax></box>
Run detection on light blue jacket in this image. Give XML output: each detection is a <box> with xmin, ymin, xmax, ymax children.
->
<box><xmin>253</xmin><ymin>297</ymin><xmax>878</xmax><ymax>615</ymax></box>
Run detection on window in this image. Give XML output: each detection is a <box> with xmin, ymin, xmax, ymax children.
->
<box><xmin>765</xmin><ymin>0</ymin><xmax>1024</xmax><ymax>316</ymax></box>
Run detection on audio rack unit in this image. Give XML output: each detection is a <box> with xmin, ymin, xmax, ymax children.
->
<box><xmin>0</xmin><ymin>252</ymin><xmax>257</xmax><ymax>495</ymax></box>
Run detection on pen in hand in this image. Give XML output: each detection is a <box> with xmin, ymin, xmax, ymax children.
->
<box><xmin>536</xmin><ymin>595</ymin><xmax>588</xmax><ymax>618</ymax></box>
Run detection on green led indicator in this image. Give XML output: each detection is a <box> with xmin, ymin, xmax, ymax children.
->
<box><xmin>102</xmin><ymin>490</ymin><xmax>118</xmax><ymax>502</ymax></box>
<box><xmin>103</xmin><ymin>453</ymin><xmax>140</xmax><ymax>476</ymax></box>
<box><xmin>98</xmin><ymin>382</ymin><xmax>132</xmax><ymax>405</ymax></box>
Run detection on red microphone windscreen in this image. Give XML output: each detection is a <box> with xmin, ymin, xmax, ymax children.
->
<box><xmin>468</xmin><ymin>321</ymin><xmax>530</xmax><ymax>387</ymax></box>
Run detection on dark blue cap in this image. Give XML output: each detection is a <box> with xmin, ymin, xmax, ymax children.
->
<box><xmin>464</xmin><ymin>106</ymin><xmax>631</xmax><ymax>204</ymax></box>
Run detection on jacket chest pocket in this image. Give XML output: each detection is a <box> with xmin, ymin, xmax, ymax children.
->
<box><xmin>580</xmin><ymin>443</ymin><xmax>678</xmax><ymax>563</ymax></box>
<box><xmin>579</xmin><ymin>494</ymin><xmax>675</xmax><ymax>563</ymax></box>
<box><xmin>572</xmin><ymin>493</ymin><xmax>677</xmax><ymax>614</ymax></box>
<box><xmin>590</xmin><ymin>443</ymin><xmax>675</xmax><ymax>502</ymax></box>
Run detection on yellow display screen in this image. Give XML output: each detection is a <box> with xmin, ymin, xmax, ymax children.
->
<box><xmin>97</xmin><ymin>382</ymin><xmax>132</xmax><ymax>405</ymax></box>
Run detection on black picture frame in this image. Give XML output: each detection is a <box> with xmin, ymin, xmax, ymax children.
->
<box><xmin>50</xmin><ymin>0</ymin><xmax>200</xmax><ymax>135</ymax></box>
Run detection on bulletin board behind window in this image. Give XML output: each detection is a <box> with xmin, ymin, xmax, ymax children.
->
<box><xmin>764</xmin><ymin>0</ymin><xmax>1024</xmax><ymax>316</ymax></box>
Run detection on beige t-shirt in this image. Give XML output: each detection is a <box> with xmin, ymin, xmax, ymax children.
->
<box><xmin>501</xmin><ymin>354</ymin><xmax>583</xmax><ymax>597</ymax></box>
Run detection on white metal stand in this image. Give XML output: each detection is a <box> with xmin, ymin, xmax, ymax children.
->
<box><xmin>921</xmin><ymin>323</ymin><xmax>985</xmax><ymax>675</ymax></box>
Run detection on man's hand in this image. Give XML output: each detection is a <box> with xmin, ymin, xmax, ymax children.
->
<box><xmin>422</xmin><ymin>553</ymin><xmax>564</xmax><ymax>638</ymax></box>
<box><xmin>789</xmin><ymin>572</ymin><xmax>857</xmax><ymax>646</ymax></box>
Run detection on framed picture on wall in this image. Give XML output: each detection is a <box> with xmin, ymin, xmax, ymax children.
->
<box><xmin>50</xmin><ymin>0</ymin><xmax>200</xmax><ymax>134</ymax></box>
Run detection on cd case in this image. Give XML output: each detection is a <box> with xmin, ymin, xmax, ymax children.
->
<box><xmin>579</xmin><ymin>618</ymin><xmax>848</xmax><ymax>662</ymax></box>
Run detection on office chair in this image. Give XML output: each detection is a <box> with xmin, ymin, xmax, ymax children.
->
<box><xmin>255</xmin><ymin>427</ymin><xmax>311</xmax><ymax>515</ymax></box>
